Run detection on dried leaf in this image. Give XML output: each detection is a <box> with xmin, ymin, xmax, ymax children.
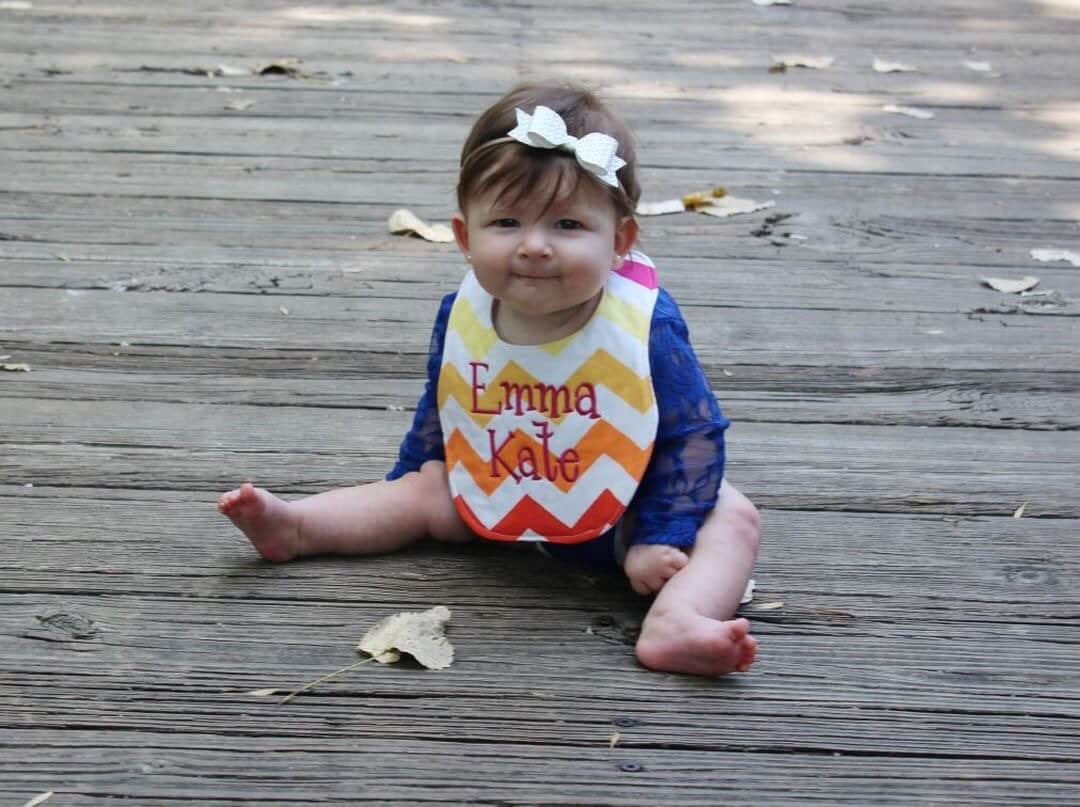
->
<box><xmin>388</xmin><ymin>209</ymin><xmax>455</xmax><ymax>243</ymax></box>
<box><xmin>246</xmin><ymin>688</ymin><xmax>279</xmax><ymax>697</ymax></box>
<box><xmin>740</xmin><ymin>578</ymin><xmax>756</xmax><ymax>605</ymax></box>
<box><xmin>697</xmin><ymin>196</ymin><xmax>776</xmax><ymax>218</ymax></box>
<box><xmin>882</xmin><ymin>104</ymin><xmax>934</xmax><ymax>120</ymax></box>
<box><xmin>1030</xmin><ymin>248</ymin><xmax>1080</xmax><ymax>267</ymax></box>
<box><xmin>754</xmin><ymin>601</ymin><xmax>784</xmax><ymax>611</ymax></box>
<box><xmin>609</xmin><ymin>732</ymin><xmax>622</xmax><ymax>748</ymax></box>
<box><xmin>682</xmin><ymin>186</ymin><xmax>727</xmax><ymax>209</ymax></box>
<box><xmin>2</xmin><ymin>363</ymin><xmax>30</xmax><ymax>372</ymax></box>
<box><xmin>963</xmin><ymin>60</ymin><xmax>993</xmax><ymax>72</ymax></box>
<box><xmin>216</xmin><ymin>63</ymin><xmax>250</xmax><ymax>77</ymax></box>
<box><xmin>1013</xmin><ymin>502</ymin><xmax>1028</xmax><ymax>518</ymax></box>
<box><xmin>772</xmin><ymin>54</ymin><xmax>835</xmax><ymax>70</ymax></box>
<box><xmin>982</xmin><ymin>275</ymin><xmax>1039</xmax><ymax>294</ymax></box>
<box><xmin>358</xmin><ymin>605</ymin><xmax>454</xmax><ymax>668</ymax></box>
<box><xmin>873</xmin><ymin>57</ymin><xmax>918</xmax><ymax>73</ymax></box>
<box><xmin>256</xmin><ymin>57</ymin><xmax>304</xmax><ymax>77</ymax></box>
<box><xmin>636</xmin><ymin>198</ymin><xmax>686</xmax><ymax>216</ymax></box>
<box><xmin>21</xmin><ymin>793</ymin><xmax>53</xmax><ymax>807</ymax></box>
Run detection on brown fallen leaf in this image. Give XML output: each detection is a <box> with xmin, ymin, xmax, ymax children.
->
<box><xmin>772</xmin><ymin>54</ymin><xmax>835</xmax><ymax>70</ymax></box>
<box><xmin>753</xmin><ymin>601</ymin><xmax>784</xmax><ymax>611</ymax></box>
<box><xmin>358</xmin><ymin>604</ymin><xmax>454</xmax><ymax>668</ymax></box>
<box><xmin>636</xmin><ymin>198</ymin><xmax>686</xmax><ymax>216</ymax></box>
<box><xmin>255</xmin><ymin>58</ymin><xmax>304</xmax><ymax>77</ymax></box>
<box><xmin>740</xmin><ymin>578</ymin><xmax>756</xmax><ymax>605</ymax></box>
<box><xmin>388</xmin><ymin>209</ymin><xmax>455</xmax><ymax>243</ymax></box>
<box><xmin>697</xmin><ymin>196</ymin><xmax>776</xmax><ymax>218</ymax></box>
<box><xmin>280</xmin><ymin>606</ymin><xmax>454</xmax><ymax>704</ymax></box>
<box><xmin>873</xmin><ymin>57</ymin><xmax>918</xmax><ymax>73</ymax></box>
<box><xmin>882</xmin><ymin>104</ymin><xmax>934</xmax><ymax>120</ymax></box>
<box><xmin>1030</xmin><ymin>248</ymin><xmax>1080</xmax><ymax>267</ymax></box>
<box><xmin>682</xmin><ymin>186</ymin><xmax>727</xmax><ymax>209</ymax></box>
<box><xmin>982</xmin><ymin>276</ymin><xmax>1039</xmax><ymax>294</ymax></box>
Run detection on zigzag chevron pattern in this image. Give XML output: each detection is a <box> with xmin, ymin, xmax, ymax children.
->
<box><xmin>439</xmin><ymin>253</ymin><xmax>660</xmax><ymax>543</ymax></box>
<box><xmin>450</xmin><ymin>455</ymin><xmax>642</xmax><ymax>530</ymax></box>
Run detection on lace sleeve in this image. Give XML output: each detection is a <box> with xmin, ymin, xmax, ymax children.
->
<box><xmin>385</xmin><ymin>293</ymin><xmax>455</xmax><ymax>480</ymax></box>
<box><xmin>630</xmin><ymin>290</ymin><xmax>729</xmax><ymax>547</ymax></box>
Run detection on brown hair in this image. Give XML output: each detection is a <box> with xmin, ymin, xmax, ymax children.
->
<box><xmin>457</xmin><ymin>81</ymin><xmax>640</xmax><ymax>221</ymax></box>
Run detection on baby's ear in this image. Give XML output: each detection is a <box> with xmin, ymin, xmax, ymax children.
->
<box><xmin>614</xmin><ymin>216</ymin><xmax>639</xmax><ymax>256</ymax></box>
<box><xmin>451</xmin><ymin>214</ymin><xmax>470</xmax><ymax>255</ymax></box>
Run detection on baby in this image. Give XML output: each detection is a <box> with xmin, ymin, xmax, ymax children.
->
<box><xmin>219</xmin><ymin>81</ymin><xmax>760</xmax><ymax>676</ymax></box>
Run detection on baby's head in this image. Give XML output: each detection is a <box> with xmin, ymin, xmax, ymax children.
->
<box><xmin>456</xmin><ymin>81</ymin><xmax>640</xmax><ymax>222</ymax></box>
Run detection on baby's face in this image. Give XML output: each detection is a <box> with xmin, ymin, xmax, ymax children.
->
<box><xmin>454</xmin><ymin>176</ymin><xmax>636</xmax><ymax>336</ymax></box>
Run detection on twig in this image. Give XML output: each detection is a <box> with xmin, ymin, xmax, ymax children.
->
<box><xmin>279</xmin><ymin>657</ymin><xmax>376</xmax><ymax>704</ymax></box>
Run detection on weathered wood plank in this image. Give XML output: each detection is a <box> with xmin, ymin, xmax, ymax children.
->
<box><xmin>2</xmin><ymin>286</ymin><xmax>1077</xmax><ymax>371</ymax></box>
<box><xmin>4</xmin><ymin>488</ymin><xmax>1075</xmax><ymax>617</ymax></box>
<box><xmin>3</xmin><ymin>354</ymin><xmax>1077</xmax><ymax>431</ymax></box>
<box><xmin>3</xmin><ymin>732</ymin><xmax>1076</xmax><ymax>806</ymax></box>
<box><xmin>1</xmin><ymin>398</ymin><xmax>1076</xmax><ymax>514</ymax></box>
<box><xmin>2</xmin><ymin>247</ymin><xmax>1078</xmax><ymax>316</ymax></box>
<box><xmin>2</xmin><ymin>0</ymin><xmax>1078</xmax><ymax>802</ymax></box>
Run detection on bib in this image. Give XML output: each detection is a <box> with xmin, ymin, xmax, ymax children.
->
<box><xmin>437</xmin><ymin>251</ymin><xmax>660</xmax><ymax>543</ymax></box>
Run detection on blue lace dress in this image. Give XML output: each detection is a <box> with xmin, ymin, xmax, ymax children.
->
<box><xmin>387</xmin><ymin>288</ymin><xmax>729</xmax><ymax>565</ymax></box>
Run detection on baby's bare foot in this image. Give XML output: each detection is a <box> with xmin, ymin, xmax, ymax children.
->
<box><xmin>636</xmin><ymin>610</ymin><xmax>757</xmax><ymax>676</ymax></box>
<box><xmin>218</xmin><ymin>483</ymin><xmax>302</xmax><ymax>562</ymax></box>
<box><xmin>624</xmin><ymin>544</ymin><xmax>689</xmax><ymax>595</ymax></box>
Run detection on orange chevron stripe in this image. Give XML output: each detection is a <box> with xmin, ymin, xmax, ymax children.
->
<box><xmin>454</xmin><ymin>489</ymin><xmax>625</xmax><ymax>543</ymax></box>
<box><xmin>492</xmin><ymin>489</ymin><xmax>625</xmax><ymax>542</ymax></box>
<box><xmin>438</xmin><ymin>350</ymin><xmax>654</xmax><ymax>429</ymax></box>
<box><xmin>445</xmin><ymin>422</ymin><xmax>653</xmax><ymax>494</ymax></box>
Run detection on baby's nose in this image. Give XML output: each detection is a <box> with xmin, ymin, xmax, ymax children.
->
<box><xmin>518</xmin><ymin>226</ymin><xmax>553</xmax><ymax>257</ymax></box>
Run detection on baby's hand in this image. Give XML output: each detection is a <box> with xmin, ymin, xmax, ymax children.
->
<box><xmin>624</xmin><ymin>544</ymin><xmax>689</xmax><ymax>595</ymax></box>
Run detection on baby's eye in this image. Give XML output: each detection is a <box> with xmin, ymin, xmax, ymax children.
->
<box><xmin>556</xmin><ymin>219</ymin><xmax>582</xmax><ymax>230</ymax></box>
<box><xmin>492</xmin><ymin>218</ymin><xmax>519</xmax><ymax>228</ymax></box>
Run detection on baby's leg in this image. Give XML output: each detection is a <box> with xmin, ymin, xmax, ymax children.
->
<box><xmin>633</xmin><ymin>481</ymin><xmax>761</xmax><ymax>676</ymax></box>
<box><xmin>218</xmin><ymin>460</ymin><xmax>472</xmax><ymax>562</ymax></box>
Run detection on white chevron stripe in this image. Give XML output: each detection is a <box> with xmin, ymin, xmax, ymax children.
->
<box><xmin>451</xmin><ymin>455</ymin><xmax>639</xmax><ymax>528</ymax></box>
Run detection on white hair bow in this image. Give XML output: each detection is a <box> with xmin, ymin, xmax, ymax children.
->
<box><xmin>506</xmin><ymin>106</ymin><xmax>626</xmax><ymax>188</ymax></box>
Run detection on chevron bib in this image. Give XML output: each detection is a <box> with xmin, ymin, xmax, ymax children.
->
<box><xmin>437</xmin><ymin>251</ymin><xmax>661</xmax><ymax>543</ymax></box>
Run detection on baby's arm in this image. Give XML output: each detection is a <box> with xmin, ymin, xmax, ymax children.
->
<box><xmin>624</xmin><ymin>295</ymin><xmax>728</xmax><ymax>593</ymax></box>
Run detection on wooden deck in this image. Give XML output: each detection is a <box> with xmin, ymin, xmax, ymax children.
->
<box><xmin>2</xmin><ymin>1</ymin><xmax>1078</xmax><ymax>803</ymax></box>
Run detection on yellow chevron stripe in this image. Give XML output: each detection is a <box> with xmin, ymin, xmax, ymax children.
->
<box><xmin>438</xmin><ymin>349</ymin><xmax>654</xmax><ymax>429</ymax></box>
<box><xmin>447</xmin><ymin>295</ymin><xmax>497</xmax><ymax>360</ymax></box>
<box><xmin>566</xmin><ymin>349</ymin><xmax>654</xmax><ymax>411</ymax></box>
<box><xmin>596</xmin><ymin>290</ymin><xmax>649</xmax><ymax>343</ymax></box>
